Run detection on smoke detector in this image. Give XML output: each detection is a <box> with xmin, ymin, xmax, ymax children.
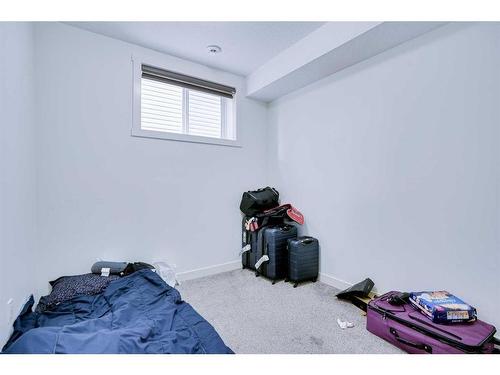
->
<box><xmin>207</xmin><ymin>45</ymin><xmax>222</xmax><ymax>54</ymax></box>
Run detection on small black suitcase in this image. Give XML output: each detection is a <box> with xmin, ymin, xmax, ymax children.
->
<box><xmin>287</xmin><ymin>236</ymin><xmax>319</xmax><ymax>287</ymax></box>
<box><xmin>241</xmin><ymin>216</ymin><xmax>259</xmax><ymax>270</ymax></box>
<box><xmin>255</xmin><ymin>224</ymin><xmax>297</xmax><ymax>284</ymax></box>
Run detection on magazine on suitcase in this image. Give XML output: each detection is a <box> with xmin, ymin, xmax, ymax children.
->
<box><xmin>367</xmin><ymin>291</ymin><xmax>497</xmax><ymax>354</ymax></box>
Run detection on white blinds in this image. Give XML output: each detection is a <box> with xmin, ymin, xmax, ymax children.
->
<box><xmin>140</xmin><ymin>76</ymin><xmax>227</xmax><ymax>139</ymax></box>
<box><xmin>188</xmin><ymin>90</ymin><xmax>222</xmax><ymax>138</ymax></box>
<box><xmin>141</xmin><ymin>78</ymin><xmax>183</xmax><ymax>134</ymax></box>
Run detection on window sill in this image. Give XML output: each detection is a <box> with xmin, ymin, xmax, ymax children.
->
<box><xmin>131</xmin><ymin>128</ymin><xmax>242</xmax><ymax>148</ymax></box>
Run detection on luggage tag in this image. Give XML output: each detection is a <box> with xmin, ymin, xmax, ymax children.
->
<box><xmin>251</xmin><ymin>218</ymin><xmax>259</xmax><ymax>232</ymax></box>
<box><xmin>101</xmin><ymin>267</ymin><xmax>110</xmax><ymax>277</ymax></box>
<box><xmin>254</xmin><ymin>255</ymin><xmax>269</xmax><ymax>269</ymax></box>
<box><xmin>249</xmin><ymin>218</ymin><xmax>256</xmax><ymax>232</ymax></box>
<box><xmin>247</xmin><ymin>217</ymin><xmax>259</xmax><ymax>232</ymax></box>
<box><xmin>239</xmin><ymin>244</ymin><xmax>251</xmax><ymax>256</ymax></box>
<box><xmin>245</xmin><ymin>217</ymin><xmax>256</xmax><ymax>230</ymax></box>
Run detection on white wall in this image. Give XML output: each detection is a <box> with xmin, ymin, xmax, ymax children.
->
<box><xmin>0</xmin><ymin>23</ymin><xmax>38</xmax><ymax>345</ymax></box>
<box><xmin>267</xmin><ymin>23</ymin><xmax>500</xmax><ymax>327</ymax></box>
<box><xmin>34</xmin><ymin>23</ymin><xmax>268</xmax><ymax>292</ymax></box>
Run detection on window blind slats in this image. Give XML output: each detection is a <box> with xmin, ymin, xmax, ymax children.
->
<box><xmin>188</xmin><ymin>109</ymin><xmax>220</xmax><ymax>119</ymax></box>
<box><xmin>140</xmin><ymin>74</ymin><xmax>231</xmax><ymax>140</ymax></box>
<box><xmin>142</xmin><ymin>106</ymin><xmax>183</xmax><ymax>117</ymax></box>
<box><xmin>142</xmin><ymin>97</ymin><xmax>183</xmax><ymax>110</ymax></box>
<box><xmin>141</xmin><ymin>78</ymin><xmax>183</xmax><ymax>134</ymax></box>
<box><xmin>141</xmin><ymin>88</ymin><xmax>183</xmax><ymax>101</ymax></box>
<box><xmin>142</xmin><ymin>123</ymin><xmax>183</xmax><ymax>134</ymax></box>
<box><xmin>188</xmin><ymin>90</ymin><xmax>221</xmax><ymax>138</ymax></box>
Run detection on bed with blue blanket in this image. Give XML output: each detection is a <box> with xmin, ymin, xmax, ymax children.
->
<box><xmin>2</xmin><ymin>270</ymin><xmax>232</xmax><ymax>354</ymax></box>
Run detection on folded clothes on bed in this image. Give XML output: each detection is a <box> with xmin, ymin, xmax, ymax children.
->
<box><xmin>36</xmin><ymin>273</ymin><xmax>119</xmax><ymax>312</ymax></box>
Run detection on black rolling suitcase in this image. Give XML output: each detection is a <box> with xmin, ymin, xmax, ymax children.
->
<box><xmin>241</xmin><ymin>208</ymin><xmax>288</xmax><ymax>271</ymax></box>
<box><xmin>255</xmin><ymin>224</ymin><xmax>297</xmax><ymax>284</ymax></box>
<box><xmin>241</xmin><ymin>216</ymin><xmax>259</xmax><ymax>270</ymax></box>
<box><xmin>287</xmin><ymin>236</ymin><xmax>319</xmax><ymax>287</ymax></box>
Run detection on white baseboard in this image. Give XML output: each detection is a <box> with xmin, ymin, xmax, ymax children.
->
<box><xmin>176</xmin><ymin>262</ymin><xmax>368</xmax><ymax>295</ymax></box>
<box><xmin>177</xmin><ymin>260</ymin><xmax>241</xmax><ymax>282</ymax></box>
<box><xmin>319</xmin><ymin>272</ymin><xmax>353</xmax><ymax>291</ymax></box>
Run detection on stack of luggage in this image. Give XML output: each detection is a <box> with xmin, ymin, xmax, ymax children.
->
<box><xmin>240</xmin><ymin>187</ymin><xmax>319</xmax><ymax>287</ymax></box>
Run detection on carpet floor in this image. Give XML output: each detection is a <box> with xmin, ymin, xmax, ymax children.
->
<box><xmin>177</xmin><ymin>269</ymin><xmax>403</xmax><ymax>354</ymax></box>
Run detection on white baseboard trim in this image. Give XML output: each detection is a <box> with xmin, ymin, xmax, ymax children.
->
<box><xmin>176</xmin><ymin>262</ymin><xmax>365</xmax><ymax>294</ymax></box>
<box><xmin>319</xmin><ymin>272</ymin><xmax>353</xmax><ymax>291</ymax></box>
<box><xmin>177</xmin><ymin>260</ymin><xmax>241</xmax><ymax>282</ymax></box>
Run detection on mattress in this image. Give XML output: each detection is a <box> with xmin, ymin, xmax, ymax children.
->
<box><xmin>2</xmin><ymin>270</ymin><xmax>233</xmax><ymax>354</ymax></box>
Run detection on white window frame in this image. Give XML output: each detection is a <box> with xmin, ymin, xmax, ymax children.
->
<box><xmin>131</xmin><ymin>55</ymin><xmax>240</xmax><ymax>147</ymax></box>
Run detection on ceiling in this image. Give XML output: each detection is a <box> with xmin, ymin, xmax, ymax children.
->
<box><xmin>65</xmin><ymin>22</ymin><xmax>325</xmax><ymax>76</ymax></box>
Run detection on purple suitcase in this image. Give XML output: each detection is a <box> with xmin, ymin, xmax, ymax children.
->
<box><xmin>367</xmin><ymin>291</ymin><xmax>497</xmax><ymax>354</ymax></box>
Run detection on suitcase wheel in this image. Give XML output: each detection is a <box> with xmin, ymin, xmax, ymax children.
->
<box><xmin>284</xmin><ymin>278</ymin><xmax>289</xmax><ymax>282</ymax></box>
<box><xmin>255</xmin><ymin>272</ymin><xmax>259</xmax><ymax>277</ymax></box>
<box><xmin>312</xmin><ymin>278</ymin><xmax>317</xmax><ymax>283</ymax></box>
<box><xmin>293</xmin><ymin>283</ymin><xmax>298</xmax><ymax>288</ymax></box>
<box><xmin>242</xmin><ymin>265</ymin><xmax>246</xmax><ymax>270</ymax></box>
<box><xmin>272</xmin><ymin>280</ymin><xmax>276</xmax><ymax>285</ymax></box>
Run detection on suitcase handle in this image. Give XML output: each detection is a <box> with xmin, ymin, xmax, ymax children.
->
<box><xmin>390</xmin><ymin>328</ymin><xmax>432</xmax><ymax>353</ymax></box>
<box><xmin>300</xmin><ymin>237</ymin><xmax>315</xmax><ymax>244</ymax></box>
<box><xmin>492</xmin><ymin>337</ymin><xmax>500</xmax><ymax>354</ymax></box>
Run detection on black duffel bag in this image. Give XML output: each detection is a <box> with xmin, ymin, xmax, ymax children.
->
<box><xmin>240</xmin><ymin>187</ymin><xmax>279</xmax><ymax>216</ymax></box>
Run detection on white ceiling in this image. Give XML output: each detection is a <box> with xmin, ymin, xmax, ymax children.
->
<box><xmin>65</xmin><ymin>22</ymin><xmax>325</xmax><ymax>76</ymax></box>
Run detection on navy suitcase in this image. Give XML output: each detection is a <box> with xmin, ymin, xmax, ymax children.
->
<box><xmin>287</xmin><ymin>236</ymin><xmax>319</xmax><ymax>287</ymax></box>
<box><xmin>255</xmin><ymin>224</ymin><xmax>297</xmax><ymax>284</ymax></box>
<box><xmin>241</xmin><ymin>215</ymin><xmax>285</xmax><ymax>271</ymax></box>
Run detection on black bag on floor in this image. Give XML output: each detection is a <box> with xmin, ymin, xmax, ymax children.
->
<box><xmin>287</xmin><ymin>237</ymin><xmax>319</xmax><ymax>287</ymax></box>
<box><xmin>240</xmin><ymin>187</ymin><xmax>279</xmax><ymax>216</ymax></box>
<box><xmin>255</xmin><ymin>224</ymin><xmax>297</xmax><ymax>284</ymax></box>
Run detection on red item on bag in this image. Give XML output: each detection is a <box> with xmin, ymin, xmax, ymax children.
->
<box><xmin>286</xmin><ymin>206</ymin><xmax>304</xmax><ymax>225</ymax></box>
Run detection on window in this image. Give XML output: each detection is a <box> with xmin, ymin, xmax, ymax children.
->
<box><xmin>133</xmin><ymin>62</ymin><xmax>238</xmax><ymax>146</ymax></box>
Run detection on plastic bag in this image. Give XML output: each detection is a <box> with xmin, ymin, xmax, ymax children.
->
<box><xmin>152</xmin><ymin>262</ymin><xmax>178</xmax><ymax>287</ymax></box>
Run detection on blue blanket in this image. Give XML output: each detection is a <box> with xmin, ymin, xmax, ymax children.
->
<box><xmin>2</xmin><ymin>270</ymin><xmax>233</xmax><ymax>354</ymax></box>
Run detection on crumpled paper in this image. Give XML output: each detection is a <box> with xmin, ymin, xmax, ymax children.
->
<box><xmin>337</xmin><ymin>318</ymin><xmax>354</xmax><ymax>329</ymax></box>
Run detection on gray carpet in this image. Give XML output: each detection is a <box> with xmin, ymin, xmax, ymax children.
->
<box><xmin>177</xmin><ymin>269</ymin><xmax>403</xmax><ymax>354</ymax></box>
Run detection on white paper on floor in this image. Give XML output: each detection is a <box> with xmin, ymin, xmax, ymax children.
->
<box><xmin>337</xmin><ymin>318</ymin><xmax>354</xmax><ymax>329</ymax></box>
